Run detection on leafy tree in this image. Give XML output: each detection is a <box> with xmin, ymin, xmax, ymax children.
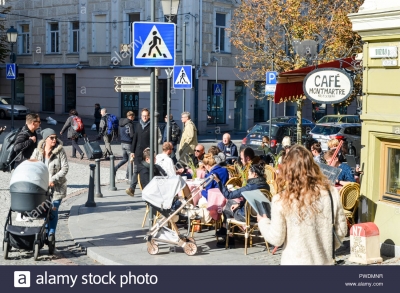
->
<box><xmin>229</xmin><ymin>0</ymin><xmax>364</xmax><ymax>142</ymax></box>
<box><xmin>0</xmin><ymin>7</ymin><xmax>12</xmax><ymax>64</ymax></box>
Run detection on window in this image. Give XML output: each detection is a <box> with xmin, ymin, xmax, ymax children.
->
<box><xmin>207</xmin><ymin>80</ymin><xmax>226</xmax><ymax>124</ymax></box>
<box><xmin>16</xmin><ymin>74</ymin><xmax>25</xmax><ymax>105</ymax></box>
<box><xmin>42</xmin><ymin>74</ymin><xmax>55</xmax><ymax>112</ymax></box>
<box><xmin>381</xmin><ymin>143</ymin><xmax>400</xmax><ymax>203</ymax></box>
<box><xmin>48</xmin><ymin>23</ymin><xmax>59</xmax><ymax>53</ymax></box>
<box><xmin>70</xmin><ymin>22</ymin><xmax>79</xmax><ymax>53</ymax></box>
<box><xmin>215</xmin><ymin>13</ymin><xmax>226</xmax><ymax>52</ymax></box>
<box><xmin>128</xmin><ymin>13</ymin><xmax>140</xmax><ymax>44</ymax></box>
<box><xmin>18</xmin><ymin>24</ymin><xmax>30</xmax><ymax>54</ymax></box>
<box><xmin>121</xmin><ymin>92</ymin><xmax>139</xmax><ymax>120</ymax></box>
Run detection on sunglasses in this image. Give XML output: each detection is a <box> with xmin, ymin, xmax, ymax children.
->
<box><xmin>194</xmin><ymin>149</ymin><xmax>202</xmax><ymax>152</ymax></box>
<box><xmin>284</xmin><ymin>145</ymin><xmax>291</xmax><ymax>150</ymax></box>
<box><xmin>48</xmin><ymin>136</ymin><xmax>57</xmax><ymax>140</ymax></box>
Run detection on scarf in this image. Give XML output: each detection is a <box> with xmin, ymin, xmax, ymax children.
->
<box><xmin>140</xmin><ymin>118</ymin><xmax>150</xmax><ymax>129</ymax></box>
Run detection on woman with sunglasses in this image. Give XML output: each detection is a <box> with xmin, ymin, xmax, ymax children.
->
<box><xmin>31</xmin><ymin>128</ymin><xmax>69</xmax><ymax>253</ymax></box>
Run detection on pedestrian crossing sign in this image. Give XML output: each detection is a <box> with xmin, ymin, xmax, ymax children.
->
<box><xmin>214</xmin><ymin>83</ymin><xmax>222</xmax><ymax>96</ymax></box>
<box><xmin>173</xmin><ymin>65</ymin><xmax>192</xmax><ymax>89</ymax></box>
<box><xmin>132</xmin><ymin>22</ymin><xmax>176</xmax><ymax>67</ymax></box>
<box><xmin>6</xmin><ymin>63</ymin><xmax>16</xmax><ymax>80</ymax></box>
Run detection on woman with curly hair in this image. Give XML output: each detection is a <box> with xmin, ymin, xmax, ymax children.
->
<box><xmin>257</xmin><ymin>145</ymin><xmax>347</xmax><ymax>265</ymax></box>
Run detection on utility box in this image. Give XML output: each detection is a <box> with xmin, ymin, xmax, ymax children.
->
<box><xmin>349</xmin><ymin>222</ymin><xmax>383</xmax><ymax>264</ymax></box>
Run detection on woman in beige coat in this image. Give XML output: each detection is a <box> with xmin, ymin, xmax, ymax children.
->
<box><xmin>257</xmin><ymin>145</ymin><xmax>347</xmax><ymax>265</ymax></box>
<box><xmin>178</xmin><ymin>112</ymin><xmax>198</xmax><ymax>163</ymax></box>
<box><xmin>31</xmin><ymin>128</ymin><xmax>69</xmax><ymax>251</ymax></box>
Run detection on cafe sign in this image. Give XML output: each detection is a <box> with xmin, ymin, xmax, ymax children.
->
<box><xmin>303</xmin><ymin>68</ymin><xmax>353</xmax><ymax>104</ymax></box>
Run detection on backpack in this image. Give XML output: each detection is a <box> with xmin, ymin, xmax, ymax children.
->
<box><xmin>71</xmin><ymin>116</ymin><xmax>84</xmax><ymax>133</ymax></box>
<box><xmin>171</xmin><ymin>123</ymin><xmax>181</xmax><ymax>142</ymax></box>
<box><xmin>106</xmin><ymin>114</ymin><xmax>119</xmax><ymax>135</ymax></box>
<box><xmin>0</xmin><ymin>127</ymin><xmax>23</xmax><ymax>172</ymax></box>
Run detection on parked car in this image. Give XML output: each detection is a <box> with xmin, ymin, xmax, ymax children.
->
<box><xmin>316</xmin><ymin>115</ymin><xmax>360</xmax><ymax>124</ymax></box>
<box><xmin>309</xmin><ymin>123</ymin><xmax>362</xmax><ymax>157</ymax></box>
<box><xmin>240</xmin><ymin>122</ymin><xmax>314</xmax><ymax>154</ymax></box>
<box><xmin>0</xmin><ymin>96</ymin><xmax>30</xmax><ymax>119</ymax></box>
<box><xmin>268</xmin><ymin>116</ymin><xmax>315</xmax><ymax>128</ymax></box>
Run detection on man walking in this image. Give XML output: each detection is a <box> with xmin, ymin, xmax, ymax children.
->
<box><xmin>115</xmin><ymin>111</ymin><xmax>135</xmax><ymax>180</ymax></box>
<box><xmin>126</xmin><ymin>108</ymin><xmax>151</xmax><ymax>197</ymax></box>
<box><xmin>178</xmin><ymin>111</ymin><xmax>198</xmax><ymax>164</ymax></box>
<box><xmin>14</xmin><ymin>113</ymin><xmax>41</xmax><ymax>167</ymax></box>
<box><xmin>94</xmin><ymin>103</ymin><xmax>102</xmax><ymax>132</ymax></box>
<box><xmin>98</xmin><ymin>108</ymin><xmax>113</xmax><ymax>159</ymax></box>
<box><xmin>162</xmin><ymin>114</ymin><xmax>181</xmax><ymax>163</ymax></box>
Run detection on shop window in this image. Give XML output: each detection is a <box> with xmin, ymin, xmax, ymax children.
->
<box><xmin>207</xmin><ymin>80</ymin><xmax>226</xmax><ymax>124</ymax></box>
<box><xmin>381</xmin><ymin>143</ymin><xmax>400</xmax><ymax>203</ymax></box>
<box><xmin>16</xmin><ymin>74</ymin><xmax>25</xmax><ymax>105</ymax></box>
<box><xmin>42</xmin><ymin>74</ymin><xmax>55</xmax><ymax>112</ymax></box>
<box><xmin>64</xmin><ymin>74</ymin><xmax>76</xmax><ymax>113</ymax></box>
<box><xmin>121</xmin><ymin>92</ymin><xmax>139</xmax><ymax>120</ymax></box>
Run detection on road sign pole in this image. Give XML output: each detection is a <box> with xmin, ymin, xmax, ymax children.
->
<box><xmin>215</xmin><ymin>60</ymin><xmax>218</xmax><ymax>142</ymax></box>
<box><xmin>182</xmin><ymin>22</ymin><xmax>186</xmax><ymax>112</ymax></box>
<box><xmin>166</xmin><ymin>68</ymin><xmax>173</xmax><ymax>142</ymax></box>
<box><xmin>149</xmin><ymin>0</ymin><xmax>155</xmax><ymax>230</ymax></box>
<box><xmin>269</xmin><ymin>57</ymin><xmax>275</xmax><ymax>145</ymax></box>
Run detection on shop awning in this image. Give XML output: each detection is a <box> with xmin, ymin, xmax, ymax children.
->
<box><xmin>274</xmin><ymin>57</ymin><xmax>353</xmax><ymax>103</ymax></box>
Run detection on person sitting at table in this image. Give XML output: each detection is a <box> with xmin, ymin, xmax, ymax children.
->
<box><xmin>258</xmin><ymin>136</ymin><xmax>272</xmax><ymax>154</ymax></box>
<box><xmin>311</xmin><ymin>142</ymin><xmax>326</xmax><ymax>164</ymax></box>
<box><xmin>156</xmin><ymin>142</ymin><xmax>176</xmax><ymax>177</ymax></box>
<box><xmin>201</xmin><ymin>153</ymin><xmax>229</xmax><ymax>200</ymax></box>
<box><xmin>208</xmin><ymin>146</ymin><xmax>226</xmax><ymax>166</ymax></box>
<box><xmin>213</xmin><ymin>162</ymin><xmax>270</xmax><ymax>240</ymax></box>
<box><xmin>138</xmin><ymin>148</ymin><xmax>167</xmax><ymax>189</ymax></box>
<box><xmin>217</xmin><ymin>133</ymin><xmax>238</xmax><ymax>164</ymax></box>
<box><xmin>324</xmin><ymin>149</ymin><xmax>355</xmax><ymax>186</ymax></box>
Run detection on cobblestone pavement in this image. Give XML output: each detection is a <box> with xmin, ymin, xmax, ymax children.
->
<box><xmin>0</xmin><ymin>145</ymin><xmax>128</xmax><ymax>265</ymax></box>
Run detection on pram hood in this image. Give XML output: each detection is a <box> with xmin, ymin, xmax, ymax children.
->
<box><xmin>142</xmin><ymin>176</ymin><xmax>186</xmax><ymax>210</ymax></box>
<box><xmin>10</xmin><ymin>160</ymin><xmax>49</xmax><ymax>195</ymax></box>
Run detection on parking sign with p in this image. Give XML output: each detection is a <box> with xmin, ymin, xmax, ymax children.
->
<box><xmin>265</xmin><ymin>71</ymin><xmax>277</xmax><ymax>96</ymax></box>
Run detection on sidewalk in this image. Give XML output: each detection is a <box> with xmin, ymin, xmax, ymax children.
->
<box><xmin>68</xmin><ymin>182</ymin><xmax>281</xmax><ymax>265</ymax></box>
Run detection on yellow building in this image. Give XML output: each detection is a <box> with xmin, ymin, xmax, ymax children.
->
<box><xmin>349</xmin><ymin>0</ymin><xmax>400</xmax><ymax>256</ymax></box>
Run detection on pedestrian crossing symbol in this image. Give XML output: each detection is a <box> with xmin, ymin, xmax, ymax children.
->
<box><xmin>133</xmin><ymin>22</ymin><xmax>176</xmax><ymax>67</ymax></box>
<box><xmin>6</xmin><ymin>63</ymin><xmax>16</xmax><ymax>80</ymax></box>
<box><xmin>214</xmin><ymin>83</ymin><xmax>222</xmax><ymax>96</ymax></box>
<box><xmin>173</xmin><ymin>65</ymin><xmax>192</xmax><ymax>89</ymax></box>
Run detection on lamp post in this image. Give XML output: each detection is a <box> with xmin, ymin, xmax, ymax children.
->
<box><xmin>161</xmin><ymin>0</ymin><xmax>180</xmax><ymax>143</ymax></box>
<box><xmin>7</xmin><ymin>26</ymin><xmax>18</xmax><ymax>131</ymax></box>
<box><xmin>211</xmin><ymin>56</ymin><xmax>218</xmax><ymax>142</ymax></box>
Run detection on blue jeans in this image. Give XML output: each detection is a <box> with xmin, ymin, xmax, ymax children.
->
<box><xmin>116</xmin><ymin>143</ymin><xmax>131</xmax><ymax>178</ymax></box>
<box><xmin>48</xmin><ymin>200</ymin><xmax>61</xmax><ymax>236</ymax></box>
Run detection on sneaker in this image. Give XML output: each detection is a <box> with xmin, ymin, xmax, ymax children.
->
<box><xmin>125</xmin><ymin>188</ymin><xmax>135</xmax><ymax>197</ymax></box>
<box><xmin>216</xmin><ymin>227</ymin><xmax>227</xmax><ymax>237</ymax></box>
<box><xmin>80</xmin><ymin>153</ymin><xmax>84</xmax><ymax>160</ymax></box>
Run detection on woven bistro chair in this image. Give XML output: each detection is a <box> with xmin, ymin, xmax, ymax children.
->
<box><xmin>339</xmin><ymin>182</ymin><xmax>360</xmax><ymax>227</ymax></box>
<box><xmin>226</xmin><ymin>165</ymin><xmax>239</xmax><ymax>178</ymax></box>
<box><xmin>226</xmin><ymin>189</ymin><xmax>272</xmax><ymax>255</ymax></box>
<box><xmin>267</xmin><ymin>180</ymin><xmax>278</xmax><ymax>196</ymax></box>
<box><xmin>225</xmin><ymin>177</ymin><xmax>242</xmax><ymax>188</ymax></box>
<box><xmin>264</xmin><ymin>165</ymin><xmax>277</xmax><ymax>182</ymax></box>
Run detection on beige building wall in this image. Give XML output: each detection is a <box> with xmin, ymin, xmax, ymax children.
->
<box><xmin>350</xmin><ymin>0</ymin><xmax>400</xmax><ymax>256</ymax></box>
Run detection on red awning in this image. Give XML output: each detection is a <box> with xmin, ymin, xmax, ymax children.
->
<box><xmin>274</xmin><ymin>57</ymin><xmax>353</xmax><ymax>103</ymax></box>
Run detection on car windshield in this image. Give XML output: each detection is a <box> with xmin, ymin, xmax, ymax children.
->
<box><xmin>312</xmin><ymin>125</ymin><xmax>342</xmax><ymax>135</ymax></box>
<box><xmin>0</xmin><ymin>98</ymin><xmax>10</xmax><ymax>105</ymax></box>
<box><xmin>317</xmin><ymin>116</ymin><xmax>341</xmax><ymax>123</ymax></box>
<box><xmin>271</xmin><ymin>117</ymin><xmax>291</xmax><ymax>123</ymax></box>
<box><xmin>249</xmin><ymin>124</ymin><xmax>279</xmax><ymax>136</ymax></box>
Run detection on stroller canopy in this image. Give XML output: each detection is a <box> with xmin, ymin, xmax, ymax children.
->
<box><xmin>142</xmin><ymin>176</ymin><xmax>186</xmax><ymax>210</ymax></box>
<box><xmin>10</xmin><ymin>160</ymin><xmax>49</xmax><ymax>195</ymax></box>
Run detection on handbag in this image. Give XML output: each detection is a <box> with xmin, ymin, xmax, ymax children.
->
<box><xmin>328</xmin><ymin>189</ymin><xmax>345</xmax><ymax>265</ymax></box>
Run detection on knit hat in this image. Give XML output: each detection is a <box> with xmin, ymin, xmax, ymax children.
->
<box><xmin>41</xmin><ymin>128</ymin><xmax>57</xmax><ymax>140</ymax></box>
<box><xmin>281</xmin><ymin>136</ymin><xmax>291</xmax><ymax>147</ymax></box>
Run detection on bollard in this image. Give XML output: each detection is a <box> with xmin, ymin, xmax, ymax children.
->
<box><xmin>109</xmin><ymin>155</ymin><xmax>117</xmax><ymax>191</ymax></box>
<box><xmin>348</xmin><ymin>222</ymin><xmax>383</xmax><ymax>264</ymax></box>
<box><xmin>85</xmin><ymin>164</ymin><xmax>96</xmax><ymax>207</ymax></box>
<box><xmin>95</xmin><ymin>159</ymin><xmax>103</xmax><ymax>198</ymax></box>
<box><xmin>128</xmin><ymin>160</ymin><xmax>133</xmax><ymax>184</ymax></box>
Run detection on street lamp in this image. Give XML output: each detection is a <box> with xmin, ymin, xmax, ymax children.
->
<box><xmin>7</xmin><ymin>26</ymin><xmax>18</xmax><ymax>130</ymax></box>
<box><xmin>161</xmin><ymin>0</ymin><xmax>180</xmax><ymax>143</ymax></box>
<box><xmin>211</xmin><ymin>56</ymin><xmax>218</xmax><ymax>142</ymax></box>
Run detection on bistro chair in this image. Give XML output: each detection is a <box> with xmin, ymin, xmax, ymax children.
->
<box><xmin>225</xmin><ymin>177</ymin><xmax>242</xmax><ymax>188</ymax></box>
<box><xmin>226</xmin><ymin>189</ymin><xmax>272</xmax><ymax>255</ymax></box>
<box><xmin>264</xmin><ymin>165</ymin><xmax>277</xmax><ymax>182</ymax></box>
<box><xmin>267</xmin><ymin>180</ymin><xmax>278</xmax><ymax>196</ymax></box>
<box><xmin>226</xmin><ymin>165</ymin><xmax>239</xmax><ymax>178</ymax></box>
<box><xmin>340</xmin><ymin>182</ymin><xmax>360</xmax><ymax>227</ymax></box>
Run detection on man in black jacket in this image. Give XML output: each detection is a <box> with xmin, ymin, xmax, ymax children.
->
<box><xmin>126</xmin><ymin>108</ymin><xmax>151</xmax><ymax>196</ymax></box>
<box><xmin>94</xmin><ymin>103</ymin><xmax>102</xmax><ymax>132</ymax></box>
<box><xmin>115</xmin><ymin>111</ymin><xmax>135</xmax><ymax>179</ymax></box>
<box><xmin>13</xmin><ymin>113</ymin><xmax>41</xmax><ymax>167</ymax></box>
<box><xmin>137</xmin><ymin>148</ymin><xmax>167</xmax><ymax>189</ymax></box>
<box><xmin>162</xmin><ymin>114</ymin><xmax>181</xmax><ymax>164</ymax></box>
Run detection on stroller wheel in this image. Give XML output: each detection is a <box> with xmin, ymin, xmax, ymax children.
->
<box><xmin>48</xmin><ymin>234</ymin><xmax>55</xmax><ymax>255</ymax></box>
<box><xmin>184</xmin><ymin>241</ymin><xmax>197</xmax><ymax>256</ymax></box>
<box><xmin>34</xmin><ymin>243</ymin><xmax>40</xmax><ymax>261</ymax></box>
<box><xmin>146</xmin><ymin>240</ymin><xmax>159</xmax><ymax>255</ymax></box>
<box><xmin>3</xmin><ymin>241</ymin><xmax>9</xmax><ymax>260</ymax></box>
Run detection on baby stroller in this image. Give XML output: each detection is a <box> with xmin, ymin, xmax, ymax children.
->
<box><xmin>3</xmin><ymin>160</ymin><xmax>54</xmax><ymax>261</ymax></box>
<box><xmin>142</xmin><ymin>175</ymin><xmax>214</xmax><ymax>256</ymax></box>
